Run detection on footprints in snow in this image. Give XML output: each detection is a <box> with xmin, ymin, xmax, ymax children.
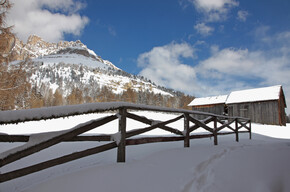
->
<box><xmin>181</xmin><ymin>146</ymin><xmax>240</xmax><ymax>192</ymax></box>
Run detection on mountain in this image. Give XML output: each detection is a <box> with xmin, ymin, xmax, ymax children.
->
<box><xmin>11</xmin><ymin>35</ymin><xmax>118</xmax><ymax>70</ymax></box>
<box><xmin>9</xmin><ymin>35</ymin><xmax>193</xmax><ymax>109</ymax></box>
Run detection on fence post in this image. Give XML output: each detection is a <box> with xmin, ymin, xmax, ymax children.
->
<box><xmin>249</xmin><ymin>120</ymin><xmax>252</xmax><ymax>140</ymax></box>
<box><xmin>235</xmin><ymin>118</ymin><xmax>239</xmax><ymax>142</ymax></box>
<box><xmin>213</xmin><ymin>116</ymin><xmax>218</xmax><ymax>145</ymax></box>
<box><xmin>184</xmin><ymin>113</ymin><xmax>190</xmax><ymax>148</ymax></box>
<box><xmin>117</xmin><ymin>107</ymin><xmax>126</xmax><ymax>163</ymax></box>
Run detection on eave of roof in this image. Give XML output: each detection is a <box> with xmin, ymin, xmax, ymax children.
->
<box><xmin>188</xmin><ymin>95</ymin><xmax>228</xmax><ymax>106</ymax></box>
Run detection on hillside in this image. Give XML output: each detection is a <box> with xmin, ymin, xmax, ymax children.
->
<box><xmin>5</xmin><ymin>35</ymin><xmax>194</xmax><ymax>110</ymax></box>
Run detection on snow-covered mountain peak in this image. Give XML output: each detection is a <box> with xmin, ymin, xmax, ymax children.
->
<box><xmin>9</xmin><ymin>34</ymin><xmax>190</xmax><ymax>105</ymax></box>
<box><xmin>11</xmin><ymin>35</ymin><xmax>119</xmax><ymax>70</ymax></box>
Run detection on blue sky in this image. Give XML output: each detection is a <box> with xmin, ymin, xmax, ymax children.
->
<box><xmin>7</xmin><ymin>0</ymin><xmax>290</xmax><ymax>113</ymax></box>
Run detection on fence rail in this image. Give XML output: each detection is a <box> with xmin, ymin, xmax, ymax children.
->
<box><xmin>0</xmin><ymin>102</ymin><xmax>251</xmax><ymax>183</ymax></box>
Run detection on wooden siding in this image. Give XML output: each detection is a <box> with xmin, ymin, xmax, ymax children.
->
<box><xmin>279</xmin><ymin>87</ymin><xmax>287</xmax><ymax>125</ymax></box>
<box><xmin>227</xmin><ymin>100</ymin><xmax>283</xmax><ymax>125</ymax></box>
<box><xmin>192</xmin><ymin>104</ymin><xmax>225</xmax><ymax>120</ymax></box>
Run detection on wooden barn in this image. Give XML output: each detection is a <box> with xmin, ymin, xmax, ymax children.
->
<box><xmin>226</xmin><ymin>85</ymin><xmax>287</xmax><ymax>126</ymax></box>
<box><xmin>188</xmin><ymin>85</ymin><xmax>287</xmax><ymax>126</ymax></box>
<box><xmin>188</xmin><ymin>95</ymin><xmax>228</xmax><ymax>120</ymax></box>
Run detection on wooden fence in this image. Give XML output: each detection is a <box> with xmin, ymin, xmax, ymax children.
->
<box><xmin>0</xmin><ymin>102</ymin><xmax>251</xmax><ymax>183</ymax></box>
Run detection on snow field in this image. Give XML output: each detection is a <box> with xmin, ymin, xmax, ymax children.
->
<box><xmin>0</xmin><ymin>111</ymin><xmax>290</xmax><ymax>192</ymax></box>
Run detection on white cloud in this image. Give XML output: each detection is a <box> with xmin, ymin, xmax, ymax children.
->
<box><xmin>196</xmin><ymin>36</ymin><xmax>290</xmax><ymax>113</ymax></box>
<box><xmin>237</xmin><ymin>10</ymin><xmax>249</xmax><ymax>22</ymax></box>
<box><xmin>7</xmin><ymin>0</ymin><xmax>89</xmax><ymax>42</ymax></box>
<box><xmin>191</xmin><ymin>0</ymin><xmax>239</xmax><ymax>22</ymax></box>
<box><xmin>194</xmin><ymin>23</ymin><xmax>214</xmax><ymax>36</ymax></box>
<box><xmin>137</xmin><ymin>31</ymin><xmax>290</xmax><ymax>113</ymax></box>
<box><xmin>137</xmin><ymin>42</ymin><xmax>199</xmax><ymax>93</ymax></box>
<box><xmin>198</xmin><ymin>48</ymin><xmax>257</xmax><ymax>76</ymax></box>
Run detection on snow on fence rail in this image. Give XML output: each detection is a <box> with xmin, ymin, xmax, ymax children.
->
<box><xmin>0</xmin><ymin>102</ymin><xmax>251</xmax><ymax>183</ymax></box>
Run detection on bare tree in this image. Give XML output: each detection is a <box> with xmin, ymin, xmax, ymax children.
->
<box><xmin>0</xmin><ymin>0</ymin><xmax>31</xmax><ymax>110</ymax></box>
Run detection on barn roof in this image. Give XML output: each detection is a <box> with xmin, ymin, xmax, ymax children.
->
<box><xmin>226</xmin><ymin>85</ymin><xmax>282</xmax><ymax>104</ymax></box>
<box><xmin>188</xmin><ymin>85</ymin><xmax>286</xmax><ymax>107</ymax></box>
<box><xmin>188</xmin><ymin>95</ymin><xmax>228</xmax><ymax>106</ymax></box>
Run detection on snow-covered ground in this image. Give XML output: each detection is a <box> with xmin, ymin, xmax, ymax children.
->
<box><xmin>0</xmin><ymin>111</ymin><xmax>290</xmax><ymax>192</ymax></box>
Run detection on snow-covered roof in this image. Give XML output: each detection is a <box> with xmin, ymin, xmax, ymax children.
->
<box><xmin>188</xmin><ymin>85</ymin><xmax>284</xmax><ymax>107</ymax></box>
<box><xmin>188</xmin><ymin>95</ymin><xmax>228</xmax><ymax>106</ymax></box>
<box><xmin>226</xmin><ymin>85</ymin><xmax>282</xmax><ymax>104</ymax></box>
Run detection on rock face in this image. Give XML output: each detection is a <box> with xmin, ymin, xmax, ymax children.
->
<box><xmin>10</xmin><ymin>35</ymin><xmax>109</xmax><ymax>65</ymax></box>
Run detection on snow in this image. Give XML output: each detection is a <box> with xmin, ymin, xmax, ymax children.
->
<box><xmin>0</xmin><ymin>111</ymin><xmax>290</xmax><ymax>192</ymax></box>
<box><xmin>226</xmin><ymin>85</ymin><xmax>282</xmax><ymax>104</ymax></box>
<box><xmin>0</xmin><ymin>102</ymin><xmax>201</xmax><ymax>125</ymax></box>
<box><xmin>188</xmin><ymin>85</ymin><xmax>284</xmax><ymax>106</ymax></box>
<box><xmin>29</xmin><ymin>59</ymin><xmax>173</xmax><ymax>97</ymax></box>
<box><xmin>111</xmin><ymin>131</ymin><xmax>122</xmax><ymax>145</ymax></box>
<box><xmin>33</xmin><ymin>53</ymin><xmax>109</xmax><ymax>70</ymax></box>
<box><xmin>86</xmin><ymin>48</ymin><xmax>97</xmax><ymax>58</ymax></box>
<box><xmin>188</xmin><ymin>95</ymin><xmax>228</xmax><ymax>106</ymax></box>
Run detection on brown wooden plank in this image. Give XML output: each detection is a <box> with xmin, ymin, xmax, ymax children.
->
<box><xmin>0</xmin><ymin>142</ymin><xmax>117</xmax><ymax>183</ymax></box>
<box><xmin>0</xmin><ymin>135</ymin><xmax>29</xmax><ymax>142</ymax></box>
<box><xmin>0</xmin><ymin>115</ymin><xmax>118</xmax><ymax>167</ymax></box>
<box><xmin>0</xmin><ymin>135</ymin><xmax>112</xmax><ymax>143</ymax></box>
<box><xmin>126</xmin><ymin>112</ymin><xmax>183</xmax><ymax>136</ymax></box>
<box><xmin>126</xmin><ymin>136</ymin><xmax>184</xmax><ymax>145</ymax></box>
<box><xmin>67</xmin><ymin>135</ymin><xmax>111</xmax><ymax>141</ymax></box>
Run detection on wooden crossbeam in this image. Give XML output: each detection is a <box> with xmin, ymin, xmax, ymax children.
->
<box><xmin>0</xmin><ymin>135</ymin><xmax>112</xmax><ymax>142</ymax></box>
<box><xmin>126</xmin><ymin>112</ymin><xmax>183</xmax><ymax>136</ymax></box>
<box><xmin>0</xmin><ymin>135</ymin><xmax>29</xmax><ymax>142</ymax></box>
